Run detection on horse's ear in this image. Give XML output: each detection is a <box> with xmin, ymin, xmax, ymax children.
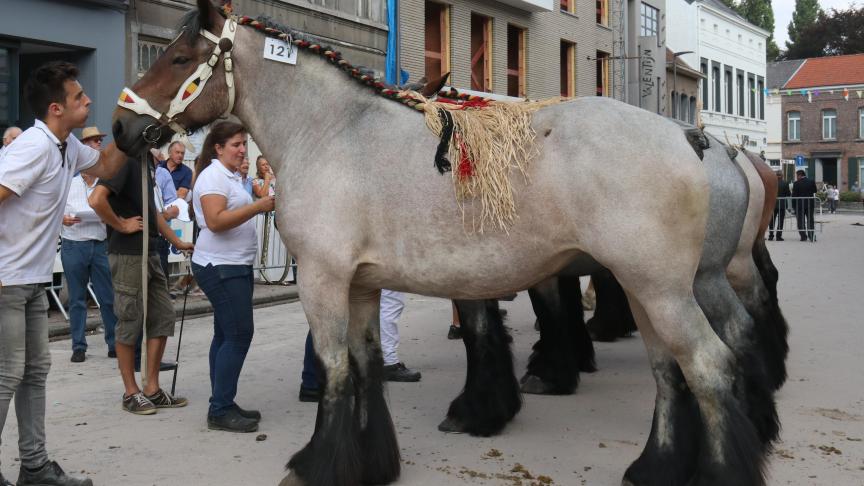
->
<box><xmin>197</xmin><ymin>0</ymin><xmax>216</xmax><ymax>31</ymax></box>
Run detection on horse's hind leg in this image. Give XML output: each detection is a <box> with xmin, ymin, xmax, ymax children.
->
<box><xmin>622</xmin><ymin>297</ymin><xmax>699</xmax><ymax>486</ymax></box>
<box><xmin>521</xmin><ymin>276</ymin><xmax>594</xmax><ymax>395</ymax></box>
<box><xmin>347</xmin><ymin>286</ymin><xmax>401</xmax><ymax>484</ymax></box>
<box><xmin>439</xmin><ymin>299</ymin><xmax>521</xmax><ymax>436</ymax></box>
<box><xmin>627</xmin><ymin>289</ymin><xmax>766</xmax><ymax>486</ymax></box>
<box><xmin>283</xmin><ymin>274</ymin><xmax>361</xmax><ymax>486</ymax></box>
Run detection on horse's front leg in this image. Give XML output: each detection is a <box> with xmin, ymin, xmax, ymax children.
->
<box><xmin>347</xmin><ymin>286</ymin><xmax>401</xmax><ymax>484</ymax></box>
<box><xmin>438</xmin><ymin>299</ymin><xmax>521</xmax><ymax>436</ymax></box>
<box><xmin>282</xmin><ymin>270</ymin><xmax>361</xmax><ymax>486</ymax></box>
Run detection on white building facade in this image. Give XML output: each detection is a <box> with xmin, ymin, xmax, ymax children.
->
<box><xmin>665</xmin><ymin>0</ymin><xmax>768</xmax><ymax>152</ymax></box>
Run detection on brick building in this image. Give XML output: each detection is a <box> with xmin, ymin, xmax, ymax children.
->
<box><xmin>780</xmin><ymin>53</ymin><xmax>864</xmax><ymax>191</ymax></box>
<box><xmin>399</xmin><ymin>0</ymin><xmax>667</xmax><ymax>109</ymax></box>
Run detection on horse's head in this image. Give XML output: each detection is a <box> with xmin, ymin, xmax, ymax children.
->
<box><xmin>112</xmin><ymin>0</ymin><xmax>234</xmax><ymax>156</ymax></box>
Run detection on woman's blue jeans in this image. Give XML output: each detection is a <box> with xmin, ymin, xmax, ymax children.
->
<box><xmin>192</xmin><ymin>262</ymin><xmax>254</xmax><ymax>417</ymax></box>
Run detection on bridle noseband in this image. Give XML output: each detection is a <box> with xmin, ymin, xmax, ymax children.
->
<box><xmin>117</xmin><ymin>17</ymin><xmax>238</xmax><ymax>139</ymax></box>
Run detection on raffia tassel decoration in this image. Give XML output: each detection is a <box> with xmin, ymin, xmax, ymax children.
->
<box><xmin>414</xmin><ymin>92</ymin><xmax>567</xmax><ymax>233</ymax></box>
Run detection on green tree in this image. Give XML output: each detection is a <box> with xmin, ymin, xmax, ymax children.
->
<box><xmin>783</xmin><ymin>6</ymin><xmax>864</xmax><ymax>59</ymax></box>
<box><xmin>718</xmin><ymin>0</ymin><xmax>738</xmax><ymax>9</ymax></box>
<box><xmin>737</xmin><ymin>0</ymin><xmax>781</xmax><ymax>60</ymax></box>
<box><xmin>786</xmin><ymin>0</ymin><xmax>822</xmax><ymax>51</ymax></box>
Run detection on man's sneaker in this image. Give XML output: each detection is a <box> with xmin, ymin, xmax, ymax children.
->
<box><xmin>208</xmin><ymin>408</ymin><xmax>258</xmax><ymax>433</ymax></box>
<box><xmin>298</xmin><ymin>385</ymin><xmax>321</xmax><ymax>403</ymax></box>
<box><xmin>16</xmin><ymin>460</ymin><xmax>92</xmax><ymax>486</ymax></box>
<box><xmin>122</xmin><ymin>392</ymin><xmax>156</xmax><ymax>415</ymax></box>
<box><xmin>70</xmin><ymin>350</ymin><xmax>85</xmax><ymax>363</ymax></box>
<box><xmin>145</xmin><ymin>388</ymin><xmax>188</xmax><ymax>408</ymax></box>
<box><xmin>107</xmin><ymin>349</ymin><xmax>117</xmax><ymax>358</ymax></box>
<box><xmin>383</xmin><ymin>363</ymin><xmax>421</xmax><ymax>382</ymax></box>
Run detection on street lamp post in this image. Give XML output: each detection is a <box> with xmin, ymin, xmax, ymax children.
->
<box><xmin>670</xmin><ymin>50</ymin><xmax>694</xmax><ymax>118</ymax></box>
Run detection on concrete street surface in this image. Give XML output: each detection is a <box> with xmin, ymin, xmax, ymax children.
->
<box><xmin>1</xmin><ymin>213</ymin><xmax>862</xmax><ymax>485</ymax></box>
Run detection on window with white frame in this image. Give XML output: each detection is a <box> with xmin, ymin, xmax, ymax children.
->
<box><xmin>859</xmin><ymin>107</ymin><xmax>864</xmax><ymax>139</ymax></box>
<box><xmin>787</xmin><ymin>111</ymin><xmax>800</xmax><ymax>141</ymax></box>
<box><xmin>640</xmin><ymin>3</ymin><xmax>659</xmax><ymax>37</ymax></box>
<box><xmin>822</xmin><ymin>109</ymin><xmax>837</xmax><ymax>140</ymax></box>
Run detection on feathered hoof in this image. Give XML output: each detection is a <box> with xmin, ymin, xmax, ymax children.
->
<box><xmin>437</xmin><ymin>416</ymin><xmax>467</xmax><ymax>434</ymax></box>
<box><xmin>278</xmin><ymin>470</ymin><xmax>306</xmax><ymax>486</ymax></box>
<box><xmin>519</xmin><ymin>374</ymin><xmax>569</xmax><ymax>395</ymax></box>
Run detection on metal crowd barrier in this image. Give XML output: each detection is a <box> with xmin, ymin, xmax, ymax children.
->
<box><xmin>769</xmin><ymin>196</ymin><xmax>823</xmax><ymax>242</ymax></box>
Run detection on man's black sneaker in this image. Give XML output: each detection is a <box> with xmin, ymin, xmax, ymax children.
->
<box><xmin>776</xmin><ymin>236</ymin><xmax>784</xmax><ymax>241</ymax></box>
<box><xmin>70</xmin><ymin>350</ymin><xmax>85</xmax><ymax>363</ymax></box>
<box><xmin>0</xmin><ymin>471</ymin><xmax>11</xmax><ymax>486</ymax></box>
<box><xmin>122</xmin><ymin>392</ymin><xmax>156</xmax><ymax>415</ymax></box>
<box><xmin>384</xmin><ymin>363</ymin><xmax>421</xmax><ymax>382</ymax></box>
<box><xmin>233</xmin><ymin>404</ymin><xmax>261</xmax><ymax>421</ymax></box>
<box><xmin>298</xmin><ymin>385</ymin><xmax>321</xmax><ymax>403</ymax></box>
<box><xmin>208</xmin><ymin>408</ymin><xmax>258</xmax><ymax>433</ymax></box>
<box><xmin>16</xmin><ymin>460</ymin><xmax>92</xmax><ymax>486</ymax></box>
<box><xmin>133</xmin><ymin>361</ymin><xmax>177</xmax><ymax>373</ymax></box>
<box><xmin>107</xmin><ymin>349</ymin><xmax>117</xmax><ymax>358</ymax></box>
<box><xmin>447</xmin><ymin>325</ymin><xmax>462</xmax><ymax>340</ymax></box>
<box><xmin>145</xmin><ymin>388</ymin><xmax>188</xmax><ymax>408</ymax></box>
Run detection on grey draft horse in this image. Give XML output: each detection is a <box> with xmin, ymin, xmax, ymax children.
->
<box><xmin>111</xmin><ymin>2</ymin><xmax>776</xmax><ymax>484</ymax></box>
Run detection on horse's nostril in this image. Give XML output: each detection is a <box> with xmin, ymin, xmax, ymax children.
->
<box><xmin>112</xmin><ymin>120</ymin><xmax>124</xmax><ymax>139</ymax></box>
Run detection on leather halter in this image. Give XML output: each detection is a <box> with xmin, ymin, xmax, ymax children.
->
<box><xmin>117</xmin><ymin>18</ymin><xmax>237</xmax><ymax>140</ymax></box>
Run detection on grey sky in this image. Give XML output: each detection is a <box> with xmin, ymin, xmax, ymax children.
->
<box><xmin>773</xmin><ymin>0</ymin><xmax>859</xmax><ymax>47</ymax></box>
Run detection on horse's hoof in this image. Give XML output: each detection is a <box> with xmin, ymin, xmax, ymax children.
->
<box><xmin>519</xmin><ymin>374</ymin><xmax>568</xmax><ymax>395</ymax></box>
<box><xmin>278</xmin><ymin>470</ymin><xmax>306</xmax><ymax>486</ymax></box>
<box><xmin>438</xmin><ymin>416</ymin><xmax>467</xmax><ymax>434</ymax></box>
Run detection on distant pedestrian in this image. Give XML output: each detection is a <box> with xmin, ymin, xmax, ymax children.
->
<box><xmin>159</xmin><ymin>141</ymin><xmax>193</xmax><ymax>201</ymax></box>
<box><xmin>0</xmin><ymin>126</ymin><xmax>21</xmax><ymax>159</ymax></box>
<box><xmin>380</xmin><ymin>290</ymin><xmax>422</xmax><ymax>382</ymax></box>
<box><xmin>792</xmin><ymin>169</ymin><xmax>817</xmax><ymax>241</ymax></box>
<box><xmin>827</xmin><ymin>185</ymin><xmax>839</xmax><ymax>214</ymax></box>
<box><xmin>252</xmin><ymin>155</ymin><xmax>275</xmax><ymax>198</ymax></box>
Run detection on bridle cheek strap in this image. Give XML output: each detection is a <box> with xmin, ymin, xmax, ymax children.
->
<box><xmin>116</xmin><ymin>18</ymin><xmax>237</xmax><ymax>137</ymax></box>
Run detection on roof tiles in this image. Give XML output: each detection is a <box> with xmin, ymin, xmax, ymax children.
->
<box><xmin>783</xmin><ymin>54</ymin><xmax>864</xmax><ymax>89</ymax></box>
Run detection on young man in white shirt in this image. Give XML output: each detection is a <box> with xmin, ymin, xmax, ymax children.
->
<box><xmin>60</xmin><ymin>127</ymin><xmax>118</xmax><ymax>363</ymax></box>
<box><xmin>0</xmin><ymin>61</ymin><xmax>127</xmax><ymax>486</ymax></box>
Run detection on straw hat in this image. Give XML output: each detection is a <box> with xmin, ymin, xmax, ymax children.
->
<box><xmin>80</xmin><ymin>126</ymin><xmax>107</xmax><ymax>141</ymax></box>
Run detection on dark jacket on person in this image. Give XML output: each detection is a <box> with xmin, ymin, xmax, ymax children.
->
<box><xmin>777</xmin><ymin>180</ymin><xmax>791</xmax><ymax>198</ymax></box>
<box><xmin>792</xmin><ymin>176</ymin><xmax>817</xmax><ymax>198</ymax></box>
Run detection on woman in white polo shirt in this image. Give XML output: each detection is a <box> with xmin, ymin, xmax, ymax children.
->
<box><xmin>191</xmin><ymin>122</ymin><xmax>275</xmax><ymax>433</ymax></box>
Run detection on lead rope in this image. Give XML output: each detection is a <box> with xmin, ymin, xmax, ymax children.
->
<box><xmin>140</xmin><ymin>151</ymin><xmax>150</xmax><ymax>389</ymax></box>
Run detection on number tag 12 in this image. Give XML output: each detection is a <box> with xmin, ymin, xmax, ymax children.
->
<box><xmin>263</xmin><ymin>37</ymin><xmax>297</xmax><ymax>65</ymax></box>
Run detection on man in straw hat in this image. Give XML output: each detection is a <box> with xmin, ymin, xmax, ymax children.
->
<box><xmin>59</xmin><ymin>127</ymin><xmax>118</xmax><ymax>363</ymax></box>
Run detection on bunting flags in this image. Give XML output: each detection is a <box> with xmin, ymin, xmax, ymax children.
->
<box><xmin>762</xmin><ymin>85</ymin><xmax>864</xmax><ymax>103</ymax></box>
<box><xmin>844</xmin><ymin>88</ymin><xmax>850</xmax><ymax>101</ymax></box>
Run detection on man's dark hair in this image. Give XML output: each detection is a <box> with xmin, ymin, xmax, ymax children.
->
<box><xmin>796</xmin><ymin>170</ymin><xmax>806</xmax><ymax>177</ymax></box>
<box><xmin>24</xmin><ymin>61</ymin><xmax>79</xmax><ymax>120</ymax></box>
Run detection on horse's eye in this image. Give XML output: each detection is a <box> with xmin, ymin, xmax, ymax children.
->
<box><xmin>173</xmin><ymin>56</ymin><xmax>190</xmax><ymax>65</ymax></box>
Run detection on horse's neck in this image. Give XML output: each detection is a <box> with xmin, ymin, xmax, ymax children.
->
<box><xmin>233</xmin><ymin>33</ymin><xmax>389</xmax><ymax>184</ymax></box>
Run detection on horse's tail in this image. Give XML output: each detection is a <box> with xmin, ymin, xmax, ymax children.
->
<box><xmin>751</xmin><ymin>231</ymin><xmax>789</xmax><ymax>392</ymax></box>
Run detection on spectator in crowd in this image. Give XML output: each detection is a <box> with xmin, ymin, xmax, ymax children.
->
<box><xmin>239</xmin><ymin>156</ymin><xmax>253</xmax><ymax>196</ymax></box>
<box><xmin>827</xmin><ymin>185</ymin><xmax>839</xmax><ymax>214</ymax></box>
<box><xmin>149</xmin><ymin>149</ymin><xmax>180</xmax><ymax>280</ymax></box>
<box><xmin>252</xmin><ymin>155</ymin><xmax>275</xmax><ymax>198</ymax></box>
<box><xmin>380</xmin><ymin>290</ymin><xmax>422</xmax><ymax>382</ymax></box>
<box><xmin>768</xmin><ymin>171</ymin><xmax>790</xmax><ymax>241</ymax></box>
<box><xmin>0</xmin><ymin>60</ymin><xmax>127</xmax><ymax>486</ymax></box>
<box><xmin>191</xmin><ymin>122</ymin><xmax>274</xmax><ymax>432</ymax></box>
<box><xmin>0</xmin><ymin>126</ymin><xmax>22</xmax><ymax>158</ymax></box>
<box><xmin>160</xmin><ymin>141</ymin><xmax>193</xmax><ymax>200</ymax></box>
<box><xmin>60</xmin><ymin>126</ymin><xmax>117</xmax><ymax>363</ymax></box>
<box><xmin>792</xmin><ymin>169</ymin><xmax>818</xmax><ymax>242</ymax></box>
<box><xmin>89</xmin><ymin>154</ymin><xmax>192</xmax><ymax>416</ymax></box>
